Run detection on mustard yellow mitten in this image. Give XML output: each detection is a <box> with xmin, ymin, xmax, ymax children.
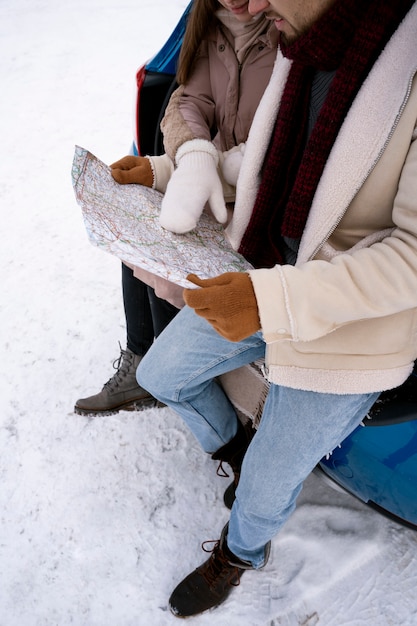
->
<box><xmin>184</xmin><ymin>272</ymin><xmax>260</xmax><ymax>342</ymax></box>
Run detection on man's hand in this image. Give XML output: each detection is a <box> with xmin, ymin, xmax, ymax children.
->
<box><xmin>110</xmin><ymin>156</ymin><xmax>153</xmax><ymax>187</ymax></box>
<box><xmin>183</xmin><ymin>272</ymin><xmax>260</xmax><ymax>342</ymax></box>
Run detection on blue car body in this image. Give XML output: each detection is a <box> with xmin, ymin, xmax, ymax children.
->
<box><xmin>132</xmin><ymin>2</ymin><xmax>192</xmax><ymax>158</ymax></box>
<box><xmin>318</xmin><ymin>370</ymin><xmax>417</xmax><ymax>529</ymax></box>
<box><xmin>132</xmin><ymin>1</ymin><xmax>417</xmax><ymax>530</ymax></box>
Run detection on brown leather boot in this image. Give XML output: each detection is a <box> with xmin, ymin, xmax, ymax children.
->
<box><xmin>211</xmin><ymin>420</ymin><xmax>256</xmax><ymax>509</ymax></box>
<box><xmin>169</xmin><ymin>524</ymin><xmax>269</xmax><ymax>618</ymax></box>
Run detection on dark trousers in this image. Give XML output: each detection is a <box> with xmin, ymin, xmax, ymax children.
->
<box><xmin>121</xmin><ymin>263</ymin><xmax>179</xmax><ymax>357</ymax></box>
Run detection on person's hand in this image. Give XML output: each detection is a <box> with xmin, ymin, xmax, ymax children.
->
<box><xmin>221</xmin><ymin>143</ymin><xmax>245</xmax><ymax>186</ymax></box>
<box><xmin>110</xmin><ymin>155</ymin><xmax>153</xmax><ymax>187</ymax></box>
<box><xmin>159</xmin><ymin>139</ymin><xmax>227</xmax><ymax>234</ymax></box>
<box><xmin>183</xmin><ymin>272</ymin><xmax>260</xmax><ymax>341</ymax></box>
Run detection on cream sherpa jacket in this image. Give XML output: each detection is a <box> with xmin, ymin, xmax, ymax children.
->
<box><xmin>226</xmin><ymin>4</ymin><xmax>417</xmax><ymax>394</ymax></box>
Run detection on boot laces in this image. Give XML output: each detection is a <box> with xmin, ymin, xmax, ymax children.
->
<box><xmin>103</xmin><ymin>344</ymin><xmax>134</xmax><ymax>391</ymax></box>
<box><xmin>215</xmin><ymin>461</ymin><xmax>230</xmax><ymax>479</ymax></box>
<box><xmin>201</xmin><ymin>540</ymin><xmax>242</xmax><ymax>589</ymax></box>
<box><xmin>216</xmin><ymin>461</ymin><xmax>240</xmax><ymax>486</ymax></box>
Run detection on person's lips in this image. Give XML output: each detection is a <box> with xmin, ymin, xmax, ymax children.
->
<box><xmin>265</xmin><ymin>12</ymin><xmax>286</xmax><ymax>30</ymax></box>
<box><xmin>229</xmin><ymin>2</ymin><xmax>249</xmax><ymax>15</ymax></box>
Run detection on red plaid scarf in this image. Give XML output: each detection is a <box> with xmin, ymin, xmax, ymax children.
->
<box><xmin>239</xmin><ymin>0</ymin><xmax>415</xmax><ymax>268</ymax></box>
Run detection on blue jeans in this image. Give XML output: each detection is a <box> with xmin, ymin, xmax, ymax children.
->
<box><xmin>137</xmin><ymin>306</ymin><xmax>379</xmax><ymax>568</ymax></box>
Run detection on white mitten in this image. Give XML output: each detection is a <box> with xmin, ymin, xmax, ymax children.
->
<box><xmin>159</xmin><ymin>139</ymin><xmax>227</xmax><ymax>234</ymax></box>
<box><xmin>221</xmin><ymin>143</ymin><xmax>245</xmax><ymax>186</ymax></box>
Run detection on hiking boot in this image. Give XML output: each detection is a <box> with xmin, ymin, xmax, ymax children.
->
<box><xmin>74</xmin><ymin>347</ymin><xmax>163</xmax><ymax>416</ymax></box>
<box><xmin>211</xmin><ymin>420</ymin><xmax>256</xmax><ymax>509</ymax></box>
<box><xmin>169</xmin><ymin>523</ymin><xmax>261</xmax><ymax>618</ymax></box>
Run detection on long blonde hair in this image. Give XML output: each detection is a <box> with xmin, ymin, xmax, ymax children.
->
<box><xmin>176</xmin><ymin>0</ymin><xmax>219</xmax><ymax>85</ymax></box>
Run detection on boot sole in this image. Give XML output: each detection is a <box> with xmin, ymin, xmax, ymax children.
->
<box><xmin>73</xmin><ymin>397</ymin><xmax>165</xmax><ymax>417</ymax></box>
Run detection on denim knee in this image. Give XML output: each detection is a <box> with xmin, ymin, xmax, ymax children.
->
<box><xmin>136</xmin><ymin>351</ymin><xmax>166</xmax><ymax>400</ymax></box>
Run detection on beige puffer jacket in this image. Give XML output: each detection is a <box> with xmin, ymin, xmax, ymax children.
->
<box><xmin>149</xmin><ymin>13</ymin><xmax>278</xmax><ymax>199</ymax></box>
<box><xmin>161</xmin><ymin>13</ymin><xmax>278</xmax><ymax>159</ymax></box>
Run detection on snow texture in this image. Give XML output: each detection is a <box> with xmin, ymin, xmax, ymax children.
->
<box><xmin>1</xmin><ymin>1</ymin><xmax>417</xmax><ymax>624</ymax></box>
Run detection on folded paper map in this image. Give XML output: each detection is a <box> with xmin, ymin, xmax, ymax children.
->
<box><xmin>71</xmin><ymin>146</ymin><xmax>251</xmax><ymax>287</ymax></box>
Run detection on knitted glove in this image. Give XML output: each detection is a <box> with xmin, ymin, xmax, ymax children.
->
<box><xmin>110</xmin><ymin>155</ymin><xmax>154</xmax><ymax>187</ymax></box>
<box><xmin>221</xmin><ymin>143</ymin><xmax>245</xmax><ymax>186</ymax></box>
<box><xmin>159</xmin><ymin>139</ymin><xmax>227</xmax><ymax>234</ymax></box>
<box><xmin>184</xmin><ymin>272</ymin><xmax>260</xmax><ymax>342</ymax></box>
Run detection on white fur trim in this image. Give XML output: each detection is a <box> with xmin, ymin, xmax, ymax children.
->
<box><xmin>266</xmin><ymin>363</ymin><xmax>412</xmax><ymax>395</ymax></box>
<box><xmin>226</xmin><ymin>50</ymin><xmax>291</xmax><ymax>249</ymax></box>
<box><xmin>298</xmin><ymin>3</ymin><xmax>417</xmax><ymax>264</ymax></box>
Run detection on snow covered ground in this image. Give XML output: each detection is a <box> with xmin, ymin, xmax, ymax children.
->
<box><xmin>1</xmin><ymin>1</ymin><xmax>417</xmax><ymax>624</ymax></box>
